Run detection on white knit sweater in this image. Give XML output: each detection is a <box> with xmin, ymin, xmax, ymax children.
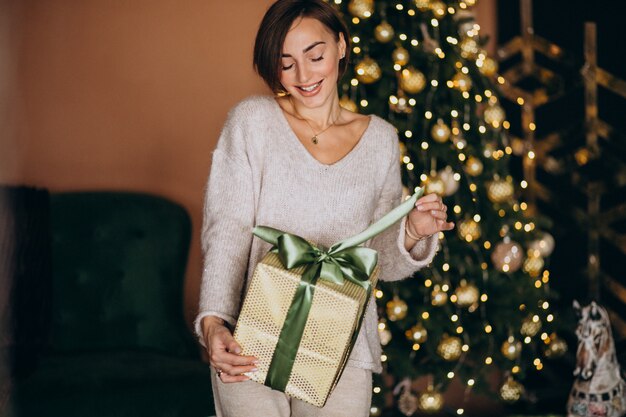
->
<box><xmin>194</xmin><ymin>95</ymin><xmax>438</xmax><ymax>373</ymax></box>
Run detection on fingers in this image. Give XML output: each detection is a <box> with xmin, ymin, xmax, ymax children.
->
<box><xmin>208</xmin><ymin>324</ymin><xmax>258</xmax><ymax>383</ymax></box>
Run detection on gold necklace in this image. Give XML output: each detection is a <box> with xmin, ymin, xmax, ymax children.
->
<box><xmin>290</xmin><ymin>98</ymin><xmax>342</xmax><ymax>145</ymax></box>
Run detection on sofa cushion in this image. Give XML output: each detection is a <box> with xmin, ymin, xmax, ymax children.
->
<box><xmin>49</xmin><ymin>192</ymin><xmax>194</xmax><ymax>356</ymax></box>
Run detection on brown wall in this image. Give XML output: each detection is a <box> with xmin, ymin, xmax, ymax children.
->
<box><xmin>0</xmin><ymin>0</ymin><xmax>496</xmax><ymax>325</ymax></box>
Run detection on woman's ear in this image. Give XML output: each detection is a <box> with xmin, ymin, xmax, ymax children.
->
<box><xmin>338</xmin><ymin>33</ymin><xmax>347</xmax><ymax>59</ymax></box>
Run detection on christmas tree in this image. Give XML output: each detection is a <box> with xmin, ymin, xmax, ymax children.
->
<box><xmin>331</xmin><ymin>0</ymin><xmax>567</xmax><ymax>415</ymax></box>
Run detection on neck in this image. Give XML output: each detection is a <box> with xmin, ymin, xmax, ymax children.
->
<box><xmin>289</xmin><ymin>94</ymin><xmax>342</xmax><ymax>131</ymax></box>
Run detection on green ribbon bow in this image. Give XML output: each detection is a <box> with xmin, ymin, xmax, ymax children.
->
<box><xmin>252</xmin><ymin>189</ymin><xmax>423</xmax><ymax>391</ymax></box>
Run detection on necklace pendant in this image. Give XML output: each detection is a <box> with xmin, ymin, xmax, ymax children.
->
<box><xmin>311</xmin><ymin>136</ymin><xmax>318</xmax><ymax>145</ymax></box>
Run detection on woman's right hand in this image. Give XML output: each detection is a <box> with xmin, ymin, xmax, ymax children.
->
<box><xmin>202</xmin><ymin>316</ymin><xmax>258</xmax><ymax>383</ymax></box>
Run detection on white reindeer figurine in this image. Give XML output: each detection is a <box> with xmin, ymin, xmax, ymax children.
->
<box><xmin>567</xmin><ymin>301</ymin><xmax>626</xmax><ymax>417</ymax></box>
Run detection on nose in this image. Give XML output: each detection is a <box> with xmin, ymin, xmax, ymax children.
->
<box><xmin>296</xmin><ymin>63</ymin><xmax>311</xmax><ymax>84</ymax></box>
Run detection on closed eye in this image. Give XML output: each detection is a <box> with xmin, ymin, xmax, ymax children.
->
<box><xmin>282</xmin><ymin>64</ymin><xmax>294</xmax><ymax>71</ymax></box>
<box><xmin>312</xmin><ymin>56</ymin><xmax>324</xmax><ymax>62</ymax></box>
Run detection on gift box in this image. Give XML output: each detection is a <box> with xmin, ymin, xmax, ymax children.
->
<box><xmin>233</xmin><ymin>190</ymin><xmax>422</xmax><ymax>407</ymax></box>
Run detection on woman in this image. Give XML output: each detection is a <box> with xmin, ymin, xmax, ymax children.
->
<box><xmin>195</xmin><ymin>1</ymin><xmax>454</xmax><ymax>416</ymax></box>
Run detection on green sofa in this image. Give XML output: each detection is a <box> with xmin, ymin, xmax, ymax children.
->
<box><xmin>6</xmin><ymin>190</ymin><xmax>214</xmax><ymax>417</ymax></box>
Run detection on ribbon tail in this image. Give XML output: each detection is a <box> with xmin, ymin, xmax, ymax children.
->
<box><xmin>331</xmin><ymin>189</ymin><xmax>423</xmax><ymax>253</ymax></box>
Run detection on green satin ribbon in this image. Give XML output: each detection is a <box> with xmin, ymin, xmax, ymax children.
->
<box><xmin>252</xmin><ymin>188</ymin><xmax>423</xmax><ymax>392</ymax></box>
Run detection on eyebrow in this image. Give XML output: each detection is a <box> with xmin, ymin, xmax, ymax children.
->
<box><xmin>281</xmin><ymin>41</ymin><xmax>326</xmax><ymax>58</ymax></box>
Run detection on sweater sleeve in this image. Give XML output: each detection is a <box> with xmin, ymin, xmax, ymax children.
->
<box><xmin>193</xmin><ymin>107</ymin><xmax>256</xmax><ymax>343</ymax></box>
<box><xmin>367</xmin><ymin>131</ymin><xmax>439</xmax><ymax>282</ymax></box>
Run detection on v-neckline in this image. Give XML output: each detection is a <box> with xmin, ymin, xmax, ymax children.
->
<box><xmin>271</xmin><ymin>97</ymin><xmax>374</xmax><ymax>169</ymax></box>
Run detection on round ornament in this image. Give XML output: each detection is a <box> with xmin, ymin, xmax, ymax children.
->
<box><xmin>479</xmin><ymin>57</ymin><xmax>498</xmax><ymax>77</ymax></box>
<box><xmin>406</xmin><ymin>322</ymin><xmax>428</xmax><ymax>343</ymax></box>
<box><xmin>483</xmin><ymin>103</ymin><xmax>505</xmax><ymax>127</ymax></box>
<box><xmin>386</xmin><ymin>296</ymin><xmax>408</xmax><ymax>321</ymax></box>
<box><xmin>348</xmin><ymin>0</ymin><xmax>374</xmax><ymax>19</ymax></box>
<box><xmin>501</xmin><ymin>336</ymin><xmax>522</xmax><ymax>360</ymax></box>
<box><xmin>375</xmin><ymin>21</ymin><xmax>395</xmax><ymax>43</ymax></box>
<box><xmin>423</xmin><ymin>173</ymin><xmax>446</xmax><ymax>196</ymax></box>
<box><xmin>520</xmin><ymin>315</ymin><xmax>542</xmax><ymax>337</ymax></box>
<box><xmin>439</xmin><ymin>166</ymin><xmax>459</xmax><ymax>196</ymax></box>
<box><xmin>454</xmin><ymin>279</ymin><xmax>479</xmax><ymax>308</ymax></box>
<box><xmin>430</xmin><ymin>119</ymin><xmax>451</xmax><ymax>143</ymax></box>
<box><xmin>355</xmin><ymin>57</ymin><xmax>382</xmax><ymax>84</ymax></box>
<box><xmin>544</xmin><ymin>333</ymin><xmax>568</xmax><ymax>358</ymax></box>
<box><xmin>392</xmin><ymin>47</ymin><xmax>410</xmax><ymax>66</ymax></box>
<box><xmin>437</xmin><ymin>334</ymin><xmax>462</xmax><ymax>361</ymax></box>
<box><xmin>339</xmin><ymin>95</ymin><xmax>358</xmax><ymax>113</ymax></box>
<box><xmin>459</xmin><ymin>37</ymin><xmax>479</xmax><ymax>58</ymax></box>
<box><xmin>418</xmin><ymin>388</ymin><xmax>444</xmax><ymax>413</ymax></box>
<box><xmin>523</xmin><ymin>253</ymin><xmax>544</xmax><ymax>278</ymax></box>
<box><xmin>465</xmin><ymin>156</ymin><xmax>483</xmax><ymax>176</ymax></box>
<box><xmin>400</xmin><ymin>67</ymin><xmax>426</xmax><ymax>94</ymax></box>
<box><xmin>487</xmin><ymin>177</ymin><xmax>514</xmax><ymax>203</ymax></box>
<box><xmin>491</xmin><ymin>240</ymin><xmax>523</xmax><ymax>273</ymax></box>
<box><xmin>398</xmin><ymin>389</ymin><xmax>419</xmax><ymax>416</ymax></box>
<box><xmin>452</xmin><ymin>72</ymin><xmax>472</xmax><ymax>92</ymax></box>
<box><xmin>414</xmin><ymin>0</ymin><xmax>431</xmax><ymax>11</ymax></box>
<box><xmin>500</xmin><ymin>377</ymin><xmax>524</xmax><ymax>402</ymax></box>
<box><xmin>430</xmin><ymin>0</ymin><xmax>447</xmax><ymax>18</ymax></box>
<box><xmin>458</xmin><ymin>218</ymin><xmax>481</xmax><ymax>242</ymax></box>
<box><xmin>431</xmin><ymin>284</ymin><xmax>448</xmax><ymax>306</ymax></box>
<box><xmin>528</xmin><ymin>232</ymin><xmax>555</xmax><ymax>257</ymax></box>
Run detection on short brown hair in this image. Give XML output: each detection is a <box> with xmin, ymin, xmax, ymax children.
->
<box><xmin>253</xmin><ymin>0</ymin><xmax>351</xmax><ymax>94</ymax></box>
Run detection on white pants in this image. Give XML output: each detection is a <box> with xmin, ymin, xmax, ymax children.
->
<box><xmin>211</xmin><ymin>366</ymin><xmax>372</xmax><ymax>417</ymax></box>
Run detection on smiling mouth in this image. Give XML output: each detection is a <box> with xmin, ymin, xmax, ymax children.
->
<box><xmin>298</xmin><ymin>80</ymin><xmax>323</xmax><ymax>92</ymax></box>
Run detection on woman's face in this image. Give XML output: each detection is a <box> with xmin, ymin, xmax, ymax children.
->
<box><xmin>279</xmin><ymin>17</ymin><xmax>346</xmax><ymax>109</ymax></box>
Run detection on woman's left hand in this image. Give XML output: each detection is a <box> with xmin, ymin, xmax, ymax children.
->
<box><xmin>405</xmin><ymin>193</ymin><xmax>455</xmax><ymax>248</ymax></box>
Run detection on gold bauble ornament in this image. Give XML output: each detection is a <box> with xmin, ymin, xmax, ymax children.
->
<box><xmin>339</xmin><ymin>95</ymin><xmax>358</xmax><ymax>113</ymax></box>
<box><xmin>439</xmin><ymin>166</ymin><xmax>459</xmax><ymax>196</ymax></box>
<box><xmin>355</xmin><ymin>57</ymin><xmax>382</xmax><ymax>84</ymax></box>
<box><xmin>479</xmin><ymin>57</ymin><xmax>498</xmax><ymax>77</ymax></box>
<box><xmin>423</xmin><ymin>173</ymin><xmax>446</xmax><ymax>196</ymax></box>
<box><xmin>454</xmin><ymin>279</ymin><xmax>479</xmax><ymax>308</ymax></box>
<box><xmin>491</xmin><ymin>240</ymin><xmax>523</xmax><ymax>273</ymax></box>
<box><xmin>465</xmin><ymin>156</ymin><xmax>483</xmax><ymax>176</ymax></box>
<box><xmin>386</xmin><ymin>296</ymin><xmax>408</xmax><ymax>321</ymax></box>
<box><xmin>437</xmin><ymin>334</ymin><xmax>462</xmax><ymax>361</ymax></box>
<box><xmin>487</xmin><ymin>177</ymin><xmax>514</xmax><ymax>203</ymax></box>
<box><xmin>520</xmin><ymin>315</ymin><xmax>542</xmax><ymax>337</ymax></box>
<box><xmin>406</xmin><ymin>322</ymin><xmax>428</xmax><ymax>343</ymax></box>
<box><xmin>430</xmin><ymin>119</ymin><xmax>451</xmax><ymax>143</ymax></box>
<box><xmin>375</xmin><ymin>21</ymin><xmax>395</xmax><ymax>43</ymax></box>
<box><xmin>418</xmin><ymin>388</ymin><xmax>444</xmax><ymax>413</ymax></box>
<box><xmin>500</xmin><ymin>377</ymin><xmax>525</xmax><ymax>403</ymax></box>
<box><xmin>378</xmin><ymin>319</ymin><xmax>392</xmax><ymax>346</ymax></box>
<box><xmin>452</xmin><ymin>72</ymin><xmax>472</xmax><ymax>92</ymax></box>
<box><xmin>460</xmin><ymin>37</ymin><xmax>479</xmax><ymax>58</ymax></box>
<box><xmin>484</xmin><ymin>103</ymin><xmax>505</xmax><ymax>127</ymax></box>
<box><xmin>528</xmin><ymin>232</ymin><xmax>555</xmax><ymax>257</ymax></box>
<box><xmin>431</xmin><ymin>284</ymin><xmax>448</xmax><ymax>306</ymax></box>
<box><xmin>544</xmin><ymin>333</ymin><xmax>568</xmax><ymax>358</ymax></box>
<box><xmin>348</xmin><ymin>0</ymin><xmax>374</xmax><ymax>19</ymax></box>
<box><xmin>414</xmin><ymin>0</ymin><xmax>431</xmax><ymax>11</ymax></box>
<box><xmin>458</xmin><ymin>218</ymin><xmax>481</xmax><ymax>242</ymax></box>
<box><xmin>390</xmin><ymin>90</ymin><xmax>412</xmax><ymax>114</ymax></box>
<box><xmin>400</xmin><ymin>67</ymin><xmax>426</xmax><ymax>94</ymax></box>
<box><xmin>511</xmin><ymin>137</ymin><xmax>526</xmax><ymax>156</ymax></box>
<box><xmin>392</xmin><ymin>47</ymin><xmax>410</xmax><ymax>66</ymax></box>
<box><xmin>501</xmin><ymin>336</ymin><xmax>522</xmax><ymax>360</ymax></box>
<box><xmin>398</xmin><ymin>389</ymin><xmax>419</xmax><ymax>416</ymax></box>
<box><xmin>523</xmin><ymin>253</ymin><xmax>544</xmax><ymax>278</ymax></box>
<box><xmin>430</xmin><ymin>0</ymin><xmax>447</xmax><ymax>18</ymax></box>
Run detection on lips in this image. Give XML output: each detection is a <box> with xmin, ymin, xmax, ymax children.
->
<box><xmin>296</xmin><ymin>79</ymin><xmax>323</xmax><ymax>94</ymax></box>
